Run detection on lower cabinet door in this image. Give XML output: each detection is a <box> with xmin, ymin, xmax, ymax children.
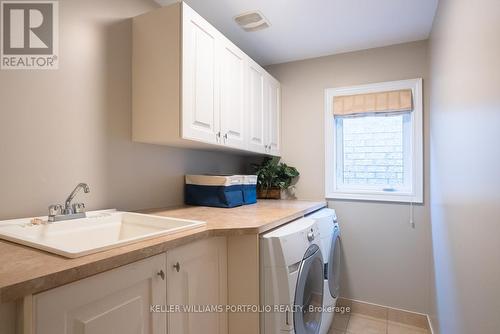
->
<box><xmin>167</xmin><ymin>237</ymin><xmax>227</xmax><ymax>334</ymax></box>
<box><xmin>33</xmin><ymin>254</ymin><xmax>167</xmax><ymax>334</ymax></box>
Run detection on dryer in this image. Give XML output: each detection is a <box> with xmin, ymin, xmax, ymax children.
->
<box><xmin>307</xmin><ymin>208</ymin><xmax>341</xmax><ymax>334</ymax></box>
<box><xmin>261</xmin><ymin>217</ymin><xmax>324</xmax><ymax>334</ymax></box>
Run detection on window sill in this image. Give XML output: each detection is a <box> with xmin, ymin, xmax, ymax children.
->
<box><xmin>326</xmin><ymin>192</ymin><xmax>423</xmax><ymax>204</ymax></box>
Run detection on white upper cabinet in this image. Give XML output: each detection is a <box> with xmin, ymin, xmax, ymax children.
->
<box><xmin>219</xmin><ymin>39</ymin><xmax>247</xmax><ymax>149</ymax></box>
<box><xmin>248</xmin><ymin>65</ymin><xmax>281</xmax><ymax>155</ymax></box>
<box><xmin>265</xmin><ymin>75</ymin><xmax>281</xmax><ymax>156</ymax></box>
<box><xmin>182</xmin><ymin>5</ymin><xmax>220</xmax><ymax>144</ymax></box>
<box><xmin>247</xmin><ymin>61</ymin><xmax>266</xmax><ymax>153</ymax></box>
<box><xmin>132</xmin><ymin>2</ymin><xmax>280</xmax><ymax>155</ymax></box>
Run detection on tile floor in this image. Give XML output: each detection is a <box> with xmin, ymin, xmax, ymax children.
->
<box><xmin>329</xmin><ymin>312</ymin><xmax>430</xmax><ymax>334</ymax></box>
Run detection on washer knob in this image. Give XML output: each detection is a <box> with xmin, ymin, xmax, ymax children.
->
<box><xmin>307</xmin><ymin>232</ymin><xmax>315</xmax><ymax>242</ymax></box>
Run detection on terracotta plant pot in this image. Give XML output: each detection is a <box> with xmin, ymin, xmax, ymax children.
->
<box><xmin>257</xmin><ymin>187</ymin><xmax>281</xmax><ymax>199</ymax></box>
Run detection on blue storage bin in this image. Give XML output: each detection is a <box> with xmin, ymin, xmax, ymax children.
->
<box><xmin>185</xmin><ymin>175</ymin><xmax>245</xmax><ymax>208</ymax></box>
<box><xmin>241</xmin><ymin>175</ymin><xmax>257</xmax><ymax>204</ymax></box>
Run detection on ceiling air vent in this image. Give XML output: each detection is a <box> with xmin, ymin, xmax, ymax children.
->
<box><xmin>234</xmin><ymin>11</ymin><xmax>270</xmax><ymax>32</ymax></box>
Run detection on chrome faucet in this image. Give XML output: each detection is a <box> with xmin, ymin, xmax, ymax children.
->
<box><xmin>48</xmin><ymin>183</ymin><xmax>90</xmax><ymax>222</ymax></box>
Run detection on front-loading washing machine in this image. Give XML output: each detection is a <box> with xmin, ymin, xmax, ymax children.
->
<box><xmin>308</xmin><ymin>208</ymin><xmax>341</xmax><ymax>334</ymax></box>
<box><xmin>260</xmin><ymin>217</ymin><xmax>324</xmax><ymax>334</ymax></box>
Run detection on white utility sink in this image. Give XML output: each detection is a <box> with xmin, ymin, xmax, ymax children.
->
<box><xmin>0</xmin><ymin>210</ymin><xmax>206</xmax><ymax>258</ymax></box>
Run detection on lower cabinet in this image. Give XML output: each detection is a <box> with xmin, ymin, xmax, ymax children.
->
<box><xmin>33</xmin><ymin>253</ymin><xmax>167</xmax><ymax>334</ymax></box>
<box><xmin>167</xmin><ymin>237</ymin><xmax>227</xmax><ymax>334</ymax></box>
<box><xmin>32</xmin><ymin>238</ymin><xmax>227</xmax><ymax>334</ymax></box>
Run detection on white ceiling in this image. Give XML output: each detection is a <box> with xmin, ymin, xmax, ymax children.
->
<box><xmin>156</xmin><ymin>0</ymin><xmax>438</xmax><ymax>66</ymax></box>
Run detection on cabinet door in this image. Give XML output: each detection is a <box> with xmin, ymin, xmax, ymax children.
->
<box><xmin>247</xmin><ymin>61</ymin><xmax>266</xmax><ymax>153</ymax></box>
<box><xmin>33</xmin><ymin>254</ymin><xmax>167</xmax><ymax>334</ymax></box>
<box><xmin>182</xmin><ymin>3</ymin><xmax>220</xmax><ymax>144</ymax></box>
<box><xmin>167</xmin><ymin>237</ymin><xmax>227</xmax><ymax>334</ymax></box>
<box><xmin>266</xmin><ymin>77</ymin><xmax>281</xmax><ymax>156</ymax></box>
<box><xmin>219</xmin><ymin>40</ymin><xmax>247</xmax><ymax>150</ymax></box>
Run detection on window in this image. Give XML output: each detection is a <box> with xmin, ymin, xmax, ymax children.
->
<box><xmin>325</xmin><ymin>79</ymin><xmax>423</xmax><ymax>203</ymax></box>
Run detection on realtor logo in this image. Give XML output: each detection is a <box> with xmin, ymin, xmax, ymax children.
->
<box><xmin>1</xmin><ymin>1</ymin><xmax>58</xmax><ymax>69</ymax></box>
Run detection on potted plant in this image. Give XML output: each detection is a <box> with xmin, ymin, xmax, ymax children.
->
<box><xmin>252</xmin><ymin>157</ymin><xmax>300</xmax><ymax>199</ymax></box>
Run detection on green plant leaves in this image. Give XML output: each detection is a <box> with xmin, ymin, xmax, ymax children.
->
<box><xmin>252</xmin><ymin>157</ymin><xmax>300</xmax><ymax>191</ymax></box>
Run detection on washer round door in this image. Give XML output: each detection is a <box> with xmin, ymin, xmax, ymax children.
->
<box><xmin>327</xmin><ymin>226</ymin><xmax>341</xmax><ymax>298</ymax></box>
<box><xmin>294</xmin><ymin>244</ymin><xmax>324</xmax><ymax>334</ymax></box>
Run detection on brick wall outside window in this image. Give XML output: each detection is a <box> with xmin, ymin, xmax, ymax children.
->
<box><xmin>341</xmin><ymin>115</ymin><xmax>404</xmax><ymax>186</ymax></box>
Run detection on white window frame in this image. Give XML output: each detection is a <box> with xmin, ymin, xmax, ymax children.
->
<box><xmin>325</xmin><ymin>78</ymin><xmax>423</xmax><ymax>203</ymax></box>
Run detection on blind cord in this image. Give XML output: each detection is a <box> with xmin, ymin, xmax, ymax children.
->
<box><xmin>409</xmin><ymin>200</ymin><xmax>415</xmax><ymax>228</ymax></box>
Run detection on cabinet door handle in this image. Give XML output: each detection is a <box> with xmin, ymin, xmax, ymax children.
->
<box><xmin>157</xmin><ymin>270</ymin><xmax>165</xmax><ymax>280</ymax></box>
<box><xmin>216</xmin><ymin>132</ymin><xmax>221</xmax><ymax>143</ymax></box>
<box><xmin>173</xmin><ymin>262</ymin><xmax>180</xmax><ymax>272</ymax></box>
<box><xmin>223</xmin><ymin>133</ymin><xmax>228</xmax><ymax>143</ymax></box>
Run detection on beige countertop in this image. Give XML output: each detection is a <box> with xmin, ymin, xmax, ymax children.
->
<box><xmin>0</xmin><ymin>199</ymin><xmax>325</xmax><ymax>302</ymax></box>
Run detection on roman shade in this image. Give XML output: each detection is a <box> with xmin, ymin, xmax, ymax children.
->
<box><xmin>333</xmin><ymin>89</ymin><xmax>413</xmax><ymax>116</ymax></box>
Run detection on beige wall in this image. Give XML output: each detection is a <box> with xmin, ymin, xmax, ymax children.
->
<box><xmin>0</xmin><ymin>0</ymin><xmax>247</xmax><ymax>221</ymax></box>
<box><xmin>267</xmin><ymin>41</ymin><xmax>432</xmax><ymax>313</ymax></box>
<box><xmin>429</xmin><ymin>0</ymin><xmax>500</xmax><ymax>333</ymax></box>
